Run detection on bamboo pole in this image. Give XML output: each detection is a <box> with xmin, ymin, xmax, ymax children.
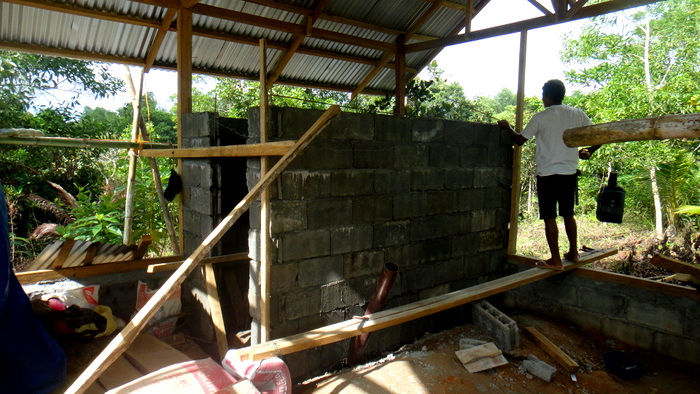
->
<box><xmin>65</xmin><ymin>105</ymin><xmax>341</xmax><ymax>394</ymax></box>
<box><xmin>123</xmin><ymin>67</ymin><xmax>143</xmax><ymax>245</ymax></box>
<box><xmin>563</xmin><ymin>113</ymin><xmax>700</xmax><ymax>147</ymax></box>
<box><xmin>140</xmin><ymin>141</ymin><xmax>294</xmax><ymax>158</ymax></box>
<box><xmin>507</xmin><ymin>30</ymin><xmax>528</xmax><ymax>255</ymax></box>
<box><xmin>123</xmin><ymin>66</ymin><xmax>181</xmax><ymax>256</ymax></box>
<box><xmin>0</xmin><ymin>135</ymin><xmax>172</xmax><ymax>150</ymax></box>
<box><xmin>259</xmin><ymin>38</ymin><xmax>272</xmax><ymax>344</ymax></box>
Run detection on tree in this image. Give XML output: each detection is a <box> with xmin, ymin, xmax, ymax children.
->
<box><xmin>561</xmin><ymin>0</ymin><xmax>700</xmax><ymax>235</ymax></box>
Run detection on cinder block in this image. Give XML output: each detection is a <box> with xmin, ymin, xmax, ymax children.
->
<box><xmin>478</xmin><ymin>230</ymin><xmax>505</xmax><ymax>252</ymax></box>
<box><xmin>292</xmin><ymin>140</ymin><xmax>353</xmax><ymax>170</ymax></box>
<box><xmin>471</xmin><ymin>209</ymin><xmax>496</xmax><ymax>232</ymax></box>
<box><xmin>412</xmin><ymin>118</ymin><xmax>444</xmax><ymax>142</ymax></box>
<box><xmin>445</xmin><ymin>168</ymin><xmax>474</xmax><ymax>190</ymax></box>
<box><xmin>278</xmin><ymin>229</ymin><xmax>331</xmax><ymax>261</ymax></box>
<box><xmin>375</xmin><ymin>114</ymin><xmax>411</xmax><ymax>141</ymax></box>
<box><xmin>577</xmin><ymin>288</ymin><xmax>628</xmax><ymax>317</ymax></box>
<box><xmin>285</xmin><ymin>287</ymin><xmax>321</xmax><ymax>320</ymax></box>
<box><xmin>444</xmin><ymin>120</ymin><xmax>475</xmax><ymax>145</ymax></box>
<box><xmin>627</xmin><ymin>299</ymin><xmax>684</xmax><ymax>334</ymax></box>
<box><xmin>461</xmin><ymin>146</ymin><xmax>488</xmax><ymax>167</ymax></box>
<box><xmin>394</xmin><ymin>144</ymin><xmax>429</xmax><ymax>169</ymax></box>
<box><xmin>472</xmin><ymin>300</ymin><xmax>519</xmax><ymax>352</ymax></box>
<box><xmin>411</xmin><ymin>169</ymin><xmax>444</xmax><ymax>191</ymax></box>
<box><xmin>343</xmin><ymin>250</ymin><xmax>385</xmax><ymax>279</ymax></box>
<box><xmin>409</xmin><ymin>215</ymin><xmax>443</xmax><ymax>242</ymax></box>
<box><xmin>352</xmin><ymin>196</ymin><xmax>392</xmax><ymax>223</ymax></box>
<box><xmin>602</xmin><ymin>318</ymin><xmax>654</xmax><ymax>349</ymax></box>
<box><xmin>372</xmin><ymin>220</ymin><xmax>409</xmax><ymax>247</ymax></box>
<box><xmin>270</xmin><ymin>200</ymin><xmax>308</xmax><ymax>233</ymax></box>
<box><xmin>393</xmin><ymin>193</ymin><xmax>427</xmax><ymax>219</ymax></box>
<box><xmin>429</xmin><ymin>144</ymin><xmax>461</xmax><ymax>167</ymax></box>
<box><xmin>653</xmin><ymin>332</ymin><xmax>700</xmax><ymax>364</ymax></box>
<box><xmin>307</xmin><ymin>199</ymin><xmax>351</xmax><ymax>229</ymax></box>
<box><xmin>329</xmin><ymin>225</ymin><xmax>373</xmax><ymax>254</ymax></box>
<box><xmin>298</xmin><ymin>255</ymin><xmax>344</xmax><ymax>288</ymax></box>
<box><xmin>522</xmin><ymin>354</ymin><xmax>557</xmax><ymax>382</ymax></box>
<box><xmin>353</xmin><ymin>140</ymin><xmax>394</xmax><ymax>168</ymax></box>
<box><xmin>329</xmin><ymin>112</ymin><xmax>374</xmax><ymax>140</ymax></box>
<box><xmin>460</xmin><ymin>189</ymin><xmax>486</xmax><ymax>211</ymax></box>
<box><xmin>330</xmin><ymin>170</ymin><xmax>374</xmax><ymax>197</ymax></box>
<box><xmin>473</xmin><ymin>168</ymin><xmax>500</xmax><ymax>188</ymax></box>
<box><xmin>426</xmin><ymin>190</ymin><xmax>460</xmax><ymax>215</ymax></box>
<box><xmin>374</xmin><ymin>170</ymin><xmax>411</xmax><ymax>195</ymax></box>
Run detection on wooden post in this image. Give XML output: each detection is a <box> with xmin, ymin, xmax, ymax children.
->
<box><xmin>123</xmin><ymin>67</ymin><xmax>143</xmax><ymax>245</ymax></box>
<box><xmin>507</xmin><ymin>30</ymin><xmax>528</xmax><ymax>255</ymax></box>
<box><xmin>204</xmin><ymin>262</ymin><xmax>229</xmax><ymax>359</ymax></box>
<box><xmin>65</xmin><ymin>105</ymin><xmax>341</xmax><ymax>394</ymax></box>
<box><xmin>176</xmin><ymin>5</ymin><xmax>193</xmax><ymax>255</ymax></box>
<box><xmin>394</xmin><ymin>34</ymin><xmax>406</xmax><ymax>116</ymax></box>
<box><xmin>259</xmin><ymin>38</ymin><xmax>272</xmax><ymax>343</ymax></box>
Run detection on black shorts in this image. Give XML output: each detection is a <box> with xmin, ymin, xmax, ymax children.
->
<box><xmin>537</xmin><ymin>174</ymin><xmax>577</xmax><ymax>220</ymax></box>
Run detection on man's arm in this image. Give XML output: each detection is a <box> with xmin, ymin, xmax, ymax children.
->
<box><xmin>579</xmin><ymin>145</ymin><xmax>601</xmax><ymax>160</ymax></box>
<box><xmin>497</xmin><ymin>120</ymin><xmax>527</xmax><ymax>146</ymax></box>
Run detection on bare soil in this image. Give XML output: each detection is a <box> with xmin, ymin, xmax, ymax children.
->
<box><xmin>296</xmin><ymin>312</ymin><xmax>700</xmax><ymax>393</ymax></box>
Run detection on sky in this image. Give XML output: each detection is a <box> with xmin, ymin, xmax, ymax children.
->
<box><xmin>74</xmin><ymin>0</ymin><xmax>593</xmax><ymax>111</ymax></box>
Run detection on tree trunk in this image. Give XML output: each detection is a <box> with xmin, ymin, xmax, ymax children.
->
<box><xmin>650</xmin><ymin>166</ymin><xmax>664</xmax><ymax>239</ymax></box>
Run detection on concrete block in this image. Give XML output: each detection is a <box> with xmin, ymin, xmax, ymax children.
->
<box><xmin>420</xmin><ymin>283</ymin><xmax>450</xmax><ymax>300</ymax></box>
<box><xmin>343</xmin><ymin>250</ymin><xmax>385</xmax><ymax>279</ymax></box>
<box><xmin>412</xmin><ymin>118</ymin><xmax>444</xmax><ymax>142</ymax></box>
<box><xmin>352</xmin><ymin>196</ymin><xmax>393</xmax><ymax>223</ymax></box>
<box><xmin>298</xmin><ymin>255</ymin><xmax>344</xmax><ymax>288</ymax></box>
<box><xmin>284</xmin><ymin>287</ymin><xmax>321</xmax><ymax>320</ymax></box>
<box><xmin>320</xmin><ymin>282</ymin><xmax>346</xmax><ymax>312</ymax></box>
<box><xmin>394</xmin><ymin>144</ymin><xmax>429</xmax><ymax>169</ymax></box>
<box><xmin>471</xmin><ymin>209</ymin><xmax>496</xmax><ymax>232</ymax></box>
<box><xmin>426</xmin><ymin>190</ymin><xmax>460</xmax><ymax>215</ymax></box>
<box><xmin>429</xmin><ymin>144</ymin><xmax>461</xmax><ymax>167</ymax></box>
<box><xmin>375</xmin><ymin>114</ymin><xmax>411</xmax><ymax>141</ymax></box>
<box><xmin>522</xmin><ymin>354</ymin><xmax>557</xmax><ymax>382</ymax></box>
<box><xmin>602</xmin><ymin>318</ymin><xmax>654</xmax><ymax>349</ymax></box>
<box><xmin>452</xmin><ymin>233</ymin><xmax>478</xmax><ymax>257</ymax></box>
<box><xmin>484</xmin><ymin>187</ymin><xmax>507</xmax><ymax>209</ymax></box>
<box><xmin>461</xmin><ymin>146</ymin><xmax>488</xmax><ymax>167</ymax></box>
<box><xmin>444</xmin><ymin>213</ymin><xmax>471</xmax><ymax>236</ymax></box>
<box><xmin>330</xmin><ymin>225</ymin><xmax>373</xmax><ymax>254</ymax></box>
<box><xmin>411</xmin><ymin>169</ymin><xmax>444</xmax><ymax>191</ymax></box>
<box><xmin>460</xmin><ymin>189</ymin><xmax>486</xmax><ymax>211</ymax></box>
<box><xmin>279</xmin><ymin>107</ymin><xmax>325</xmax><ymax>140</ymax></box>
<box><xmin>472</xmin><ymin>124</ymin><xmax>500</xmax><ymax>147</ymax></box>
<box><xmin>278</xmin><ymin>229</ymin><xmax>331</xmax><ymax>261</ymax></box>
<box><xmin>353</xmin><ymin>140</ymin><xmax>394</xmax><ymax>168</ymax></box>
<box><xmin>270</xmin><ymin>200</ymin><xmax>307</xmax><ymax>233</ymax></box>
<box><xmin>627</xmin><ymin>299</ymin><xmax>684</xmax><ymax>334</ymax></box>
<box><xmin>434</xmin><ymin>258</ymin><xmax>463</xmax><ymax>285</ymax></box>
<box><xmin>653</xmin><ymin>332</ymin><xmax>700</xmax><ymax>364</ymax></box>
<box><xmin>409</xmin><ymin>215</ymin><xmax>443</xmax><ymax>242</ymax></box>
<box><xmin>374</xmin><ymin>170</ymin><xmax>411</xmax><ymax>195</ymax></box>
<box><xmin>330</xmin><ymin>170</ymin><xmax>374</xmax><ymax>197</ymax></box>
<box><xmin>577</xmin><ymin>288</ymin><xmax>628</xmax><ymax>317</ymax></box>
<box><xmin>269</xmin><ymin>262</ymin><xmax>299</xmax><ymax>295</ymax></box>
<box><xmin>393</xmin><ymin>193</ymin><xmax>427</xmax><ymax>219</ymax></box>
<box><xmin>419</xmin><ymin>237</ymin><xmax>452</xmax><ymax>263</ymax></box>
<box><xmin>373</xmin><ymin>220</ymin><xmax>409</xmax><ymax>247</ymax></box>
<box><xmin>401</xmin><ymin>266</ymin><xmax>434</xmax><ymax>292</ymax></box>
<box><xmin>472</xmin><ymin>300</ymin><xmax>519</xmax><ymax>352</ymax></box>
<box><xmin>279</xmin><ymin>171</ymin><xmax>331</xmax><ymax>200</ymax></box>
<box><xmin>473</xmin><ymin>168</ymin><xmax>500</xmax><ymax>188</ymax></box>
<box><xmin>444</xmin><ymin>120</ymin><xmax>475</xmax><ymax>145</ymax></box>
<box><xmin>329</xmin><ymin>112</ymin><xmax>374</xmax><ymax>140</ymax></box>
<box><xmin>292</xmin><ymin>140</ymin><xmax>353</xmax><ymax>170</ymax></box>
<box><xmin>478</xmin><ymin>230</ymin><xmax>505</xmax><ymax>252</ymax></box>
<box><xmin>383</xmin><ymin>243</ymin><xmax>420</xmax><ymax>268</ymax></box>
<box><xmin>182</xmin><ymin>112</ymin><xmax>218</xmax><ymax>138</ymax></box>
<box><xmin>307</xmin><ymin>199</ymin><xmax>352</xmax><ymax>229</ymax></box>
<box><xmin>445</xmin><ymin>168</ymin><xmax>474</xmax><ymax>190</ymax></box>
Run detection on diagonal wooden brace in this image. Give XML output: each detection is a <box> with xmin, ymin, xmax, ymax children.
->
<box><xmin>65</xmin><ymin>105</ymin><xmax>341</xmax><ymax>394</ymax></box>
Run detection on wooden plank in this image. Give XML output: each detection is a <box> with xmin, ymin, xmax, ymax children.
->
<box><xmin>26</xmin><ymin>240</ymin><xmax>63</xmax><ymax>271</ymax></box>
<box><xmin>66</xmin><ymin>105</ymin><xmax>341</xmax><ymax>394</ymax></box>
<box><xmin>140</xmin><ymin>140</ymin><xmax>295</xmax><ymax>158</ymax></box>
<box><xmin>650</xmin><ymin>254</ymin><xmax>700</xmax><ymax>278</ymax></box>
<box><xmin>523</xmin><ymin>326</ymin><xmax>579</xmax><ymax>373</ymax></box>
<box><xmin>234</xmin><ymin>252</ymin><xmax>610</xmax><ymax>362</ymax></box>
<box><xmin>92</xmin><ymin>243</ymin><xmax>121</xmax><ymax>264</ymax></box>
<box><xmin>81</xmin><ymin>243</ymin><xmax>99</xmax><ymax>265</ymax></box>
<box><xmin>259</xmin><ymin>37</ymin><xmax>272</xmax><ymax>343</ymax></box>
<box><xmin>124</xmin><ymin>333</ymin><xmax>191</xmax><ymax>374</ymax></box>
<box><xmin>52</xmin><ymin>238</ymin><xmax>75</xmax><ymax>269</ymax></box>
<box><xmin>16</xmin><ymin>253</ymin><xmax>245</xmax><ymax>285</ymax></box>
<box><xmin>574</xmin><ymin>267</ymin><xmax>700</xmax><ymax>302</ymax></box>
<box><xmin>204</xmin><ymin>263</ymin><xmax>229</xmax><ymax>360</ymax></box>
<box><xmin>61</xmin><ymin>240</ymin><xmax>92</xmax><ymax>268</ymax></box>
<box><xmin>97</xmin><ymin>356</ymin><xmax>143</xmax><ymax>390</ymax></box>
<box><xmin>133</xmin><ymin>234</ymin><xmax>152</xmax><ymax>260</ymax></box>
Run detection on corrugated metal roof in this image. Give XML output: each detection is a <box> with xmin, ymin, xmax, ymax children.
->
<box><xmin>0</xmin><ymin>0</ymin><xmax>645</xmax><ymax>95</ymax></box>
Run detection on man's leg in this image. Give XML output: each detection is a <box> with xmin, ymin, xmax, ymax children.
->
<box><xmin>563</xmin><ymin>216</ymin><xmax>578</xmax><ymax>262</ymax></box>
<box><xmin>543</xmin><ymin>218</ymin><xmax>562</xmax><ymax>266</ymax></box>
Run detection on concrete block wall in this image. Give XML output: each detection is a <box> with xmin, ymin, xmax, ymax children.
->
<box><xmin>246</xmin><ymin>107</ymin><xmax>513</xmax><ymax>379</ymax></box>
<box><xmin>503</xmin><ymin>270</ymin><xmax>700</xmax><ymax>364</ymax></box>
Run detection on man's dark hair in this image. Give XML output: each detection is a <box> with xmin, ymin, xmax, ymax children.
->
<box><xmin>542</xmin><ymin>79</ymin><xmax>566</xmax><ymax>104</ymax></box>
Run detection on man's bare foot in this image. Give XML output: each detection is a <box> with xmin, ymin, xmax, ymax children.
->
<box><xmin>535</xmin><ymin>258</ymin><xmax>564</xmax><ymax>270</ymax></box>
<box><xmin>564</xmin><ymin>251</ymin><xmax>579</xmax><ymax>262</ymax></box>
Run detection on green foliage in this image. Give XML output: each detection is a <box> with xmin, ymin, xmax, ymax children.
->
<box><xmin>55</xmin><ymin>188</ymin><xmax>124</xmax><ymax>243</ymax></box>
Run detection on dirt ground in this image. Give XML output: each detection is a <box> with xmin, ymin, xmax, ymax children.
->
<box><xmin>295</xmin><ymin>312</ymin><xmax>700</xmax><ymax>394</ymax></box>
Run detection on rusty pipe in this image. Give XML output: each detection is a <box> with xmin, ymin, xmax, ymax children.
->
<box><xmin>347</xmin><ymin>262</ymin><xmax>399</xmax><ymax>366</ymax></box>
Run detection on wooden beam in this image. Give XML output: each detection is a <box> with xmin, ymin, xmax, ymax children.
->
<box><xmin>650</xmin><ymin>254</ymin><xmax>700</xmax><ymax>278</ymax></box>
<box><xmin>527</xmin><ymin>0</ymin><xmax>555</xmax><ymax>16</ymax></box>
<box><xmin>144</xmin><ymin>8</ymin><xmax>178</xmax><ymax>72</ymax></box>
<box><xmin>233</xmin><ymin>255</ymin><xmax>602</xmax><ymax>362</ymax></box>
<box><xmin>16</xmin><ymin>253</ymin><xmax>247</xmax><ymax>285</ymax></box>
<box><xmin>523</xmin><ymin>326</ymin><xmax>580</xmax><ymax>372</ymax></box>
<box><xmin>204</xmin><ymin>262</ymin><xmax>229</xmax><ymax>359</ymax></box>
<box><xmin>394</xmin><ymin>35</ymin><xmax>406</xmax><ymax>116</ymax></box>
<box><xmin>508</xmin><ymin>31</ymin><xmax>527</xmax><ymax>255</ymax></box>
<box><xmin>563</xmin><ymin>113</ymin><xmax>700</xmax><ymax>147</ymax></box>
<box><xmin>573</xmin><ymin>267</ymin><xmax>700</xmax><ymax>302</ymax></box>
<box><xmin>406</xmin><ymin>0</ymin><xmax>662</xmax><ymax>53</ymax></box>
<box><xmin>259</xmin><ymin>38</ymin><xmax>272</xmax><ymax>344</ymax></box>
<box><xmin>52</xmin><ymin>239</ymin><xmax>75</xmax><ymax>269</ymax></box>
<box><xmin>507</xmin><ymin>248</ymin><xmax>617</xmax><ymax>267</ymax></box>
<box><xmin>0</xmin><ymin>135</ymin><xmax>173</xmax><ymax>150</ymax></box>
<box><xmin>65</xmin><ymin>105</ymin><xmax>341</xmax><ymax>393</ymax></box>
<box><xmin>139</xmin><ymin>141</ymin><xmax>294</xmax><ymax>158</ymax></box>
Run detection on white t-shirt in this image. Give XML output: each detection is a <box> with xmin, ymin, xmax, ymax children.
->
<box><xmin>521</xmin><ymin>104</ymin><xmax>592</xmax><ymax>176</ymax></box>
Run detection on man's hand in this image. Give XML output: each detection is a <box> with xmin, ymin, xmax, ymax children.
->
<box><xmin>498</xmin><ymin>119</ymin><xmax>527</xmax><ymax>146</ymax></box>
<box><xmin>497</xmin><ymin>120</ymin><xmax>512</xmax><ymax>131</ymax></box>
<box><xmin>579</xmin><ymin>145</ymin><xmax>601</xmax><ymax>160</ymax></box>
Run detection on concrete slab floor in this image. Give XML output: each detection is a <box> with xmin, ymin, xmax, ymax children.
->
<box><xmin>296</xmin><ymin>312</ymin><xmax>700</xmax><ymax>393</ymax></box>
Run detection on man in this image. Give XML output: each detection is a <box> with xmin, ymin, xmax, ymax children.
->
<box><xmin>498</xmin><ymin>79</ymin><xmax>599</xmax><ymax>269</ymax></box>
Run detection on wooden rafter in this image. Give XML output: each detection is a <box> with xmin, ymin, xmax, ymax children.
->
<box><xmin>527</xmin><ymin>0</ymin><xmax>554</xmax><ymax>16</ymax></box>
<box><xmin>266</xmin><ymin>0</ymin><xmax>330</xmax><ymax>89</ymax></box>
<box><xmin>144</xmin><ymin>8</ymin><xmax>177</xmax><ymax>72</ymax></box>
<box><xmin>406</xmin><ymin>0</ymin><xmax>661</xmax><ymax>53</ymax></box>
